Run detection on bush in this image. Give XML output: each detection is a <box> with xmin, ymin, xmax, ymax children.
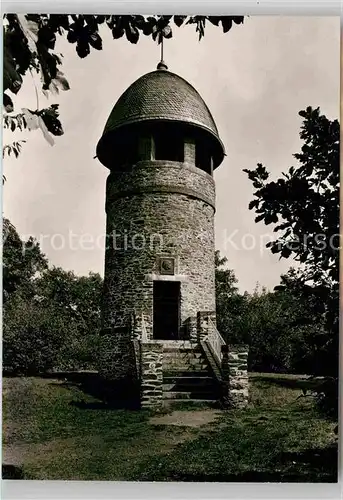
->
<box><xmin>313</xmin><ymin>377</ymin><xmax>338</xmax><ymax>420</ymax></box>
<box><xmin>3</xmin><ymin>293</ymin><xmax>80</xmax><ymax>375</ymax></box>
<box><xmin>55</xmin><ymin>333</ymin><xmax>101</xmax><ymax>372</ymax></box>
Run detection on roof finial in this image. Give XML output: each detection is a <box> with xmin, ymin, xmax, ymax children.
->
<box><xmin>157</xmin><ymin>36</ymin><xmax>168</xmax><ymax>70</ymax></box>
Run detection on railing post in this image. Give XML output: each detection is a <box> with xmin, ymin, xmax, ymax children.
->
<box><xmin>140</xmin><ymin>342</ymin><xmax>163</xmax><ymax>409</ymax></box>
<box><xmin>226</xmin><ymin>344</ymin><xmax>249</xmax><ymax>409</ymax></box>
<box><xmin>197</xmin><ymin>311</ymin><xmax>216</xmax><ymax>341</ymax></box>
<box><xmin>186</xmin><ymin>316</ymin><xmax>198</xmax><ymax>343</ymax></box>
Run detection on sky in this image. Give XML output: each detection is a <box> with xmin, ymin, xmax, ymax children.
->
<box><xmin>3</xmin><ymin>16</ymin><xmax>340</xmax><ymax>293</ymax></box>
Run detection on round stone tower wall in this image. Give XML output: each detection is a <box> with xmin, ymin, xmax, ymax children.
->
<box><xmin>99</xmin><ymin>160</ymin><xmax>216</xmax><ymax>382</ymax></box>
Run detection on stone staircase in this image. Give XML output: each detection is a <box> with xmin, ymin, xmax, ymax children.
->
<box><xmin>161</xmin><ymin>341</ymin><xmax>221</xmax><ymax>403</ymax></box>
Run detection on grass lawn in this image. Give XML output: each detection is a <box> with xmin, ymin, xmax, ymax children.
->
<box><xmin>2</xmin><ymin>372</ymin><xmax>338</xmax><ymax>482</ymax></box>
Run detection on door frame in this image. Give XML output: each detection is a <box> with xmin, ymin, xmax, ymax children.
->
<box><xmin>152</xmin><ymin>279</ymin><xmax>181</xmax><ymax>340</ymax></box>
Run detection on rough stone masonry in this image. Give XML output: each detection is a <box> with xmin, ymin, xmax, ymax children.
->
<box><xmin>95</xmin><ymin>61</ymin><xmax>249</xmax><ymax>407</ymax></box>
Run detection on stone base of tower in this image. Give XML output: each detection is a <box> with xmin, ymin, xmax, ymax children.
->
<box><xmin>97</xmin><ymin>332</ymin><xmax>141</xmax><ymax>408</ymax></box>
<box><xmin>98</xmin><ymin>312</ymin><xmax>249</xmax><ymax>410</ymax></box>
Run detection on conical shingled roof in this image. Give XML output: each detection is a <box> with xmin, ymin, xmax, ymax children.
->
<box><xmin>97</xmin><ymin>65</ymin><xmax>225</xmax><ymax>167</ymax></box>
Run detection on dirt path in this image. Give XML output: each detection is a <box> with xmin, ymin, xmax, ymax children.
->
<box><xmin>3</xmin><ymin>409</ymin><xmax>223</xmax><ymax>470</ymax></box>
<box><xmin>149</xmin><ymin>409</ymin><xmax>223</xmax><ymax>427</ymax></box>
<box><xmin>3</xmin><ymin>377</ymin><xmax>227</xmax><ymax>479</ymax></box>
<box><xmin>2</xmin><ymin>443</ymin><xmax>30</xmax><ymax>466</ymax></box>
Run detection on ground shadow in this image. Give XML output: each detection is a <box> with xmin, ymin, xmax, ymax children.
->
<box><xmin>165</xmin><ymin>470</ymin><xmax>335</xmax><ymax>482</ymax></box>
<box><xmin>2</xmin><ymin>464</ymin><xmax>24</xmax><ymax>479</ymax></box>
<box><xmin>68</xmin><ymin>399</ymin><xmax>139</xmax><ymax>410</ymax></box>
<box><xmin>161</xmin><ymin>444</ymin><xmax>338</xmax><ymax>483</ymax></box>
<box><xmin>252</xmin><ymin>374</ymin><xmax>323</xmax><ymax>392</ymax></box>
<box><xmin>47</xmin><ymin>371</ymin><xmax>141</xmax><ymax>410</ymax></box>
<box><xmin>276</xmin><ymin>443</ymin><xmax>338</xmax><ymax>481</ymax></box>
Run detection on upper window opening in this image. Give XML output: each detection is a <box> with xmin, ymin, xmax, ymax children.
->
<box><xmin>116</xmin><ymin>135</ymin><xmax>140</xmax><ymax>169</ymax></box>
<box><xmin>195</xmin><ymin>141</ymin><xmax>213</xmax><ymax>175</ymax></box>
<box><xmin>154</xmin><ymin>128</ymin><xmax>184</xmax><ymax>162</ymax></box>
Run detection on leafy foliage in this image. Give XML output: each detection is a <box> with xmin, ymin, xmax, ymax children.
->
<box><xmin>2</xmin><ymin>140</ymin><xmax>26</xmax><ymax>159</ymax></box>
<box><xmin>215</xmin><ymin>251</ymin><xmax>249</xmax><ymax>344</ymax></box>
<box><xmin>244</xmin><ymin>106</ymin><xmax>339</xmax><ymax>368</ymax></box>
<box><xmin>246</xmin><ymin>277</ymin><xmax>327</xmax><ymax>374</ymax></box>
<box><xmin>3</xmin><ymin>293</ymin><xmax>78</xmax><ymax>375</ymax></box>
<box><xmin>244</xmin><ymin>107</ymin><xmax>339</xmax><ymax>288</ymax></box>
<box><xmin>2</xmin><ymin>217</ymin><xmax>48</xmax><ymax>302</ymax></box>
<box><xmin>3</xmin><ymin>14</ymin><xmax>244</xmax><ymax>158</ymax></box>
<box><xmin>244</xmin><ymin>106</ymin><xmax>339</xmax><ymax>413</ymax></box>
<box><xmin>34</xmin><ymin>267</ymin><xmax>102</xmax><ymax>338</ymax></box>
<box><xmin>4</xmin><ymin>14</ymin><xmax>244</xmax><ymax>102</ymax></box>
<box><xmin>3</xmin><ymin>219</ymin><xmax>103</xmax><ymax>374</ymax></box>
<box><xmin>215</xmin><ymin>254</ymin><xmax>327</xmax><ymax>374</ymax></box>
<box><xmin>3</xmin><ymin>105</ymin><xmax>63</xmax><ymax>159</ymax></box>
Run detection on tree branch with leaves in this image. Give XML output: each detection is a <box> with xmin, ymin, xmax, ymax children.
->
<box><xmin>3</xmin><ymin>14</ymin><xmax>244</xmax><ymax>163</ymax></box>
<box><xmin>244</xmin><ymin>106</ymin><xmax>339</xmax><ymax>415</ymax></box>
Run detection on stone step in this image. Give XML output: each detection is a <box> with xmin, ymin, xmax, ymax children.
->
<box><xmin>163</xmin><ymin>358</ymin><xmax>207</xmax><ymax>365</ymax></box>
<box><xmin>163</xmin><ymin>368</ymin><xmax>210</xmax><ymax>376</ymax></box>
<box><xmin>163</xmin><ymin>380</ymin><xmax>217</xmax><ymax>392</ymax></box>
<box><xmin>162</xmin><ymin>358</ymin><xmax>206</xmax><ymax>365</ymax></box>
<box><xmin>162</xmin><ymin>351</ymin><xmax>203</xmax><ymax>358</ymax></box>
<box><xmin>159</xmin><ymin>341</ymin><xmax>193</xmax><ymax>348</ymax></box>
<box><xmin>162</xmin><ymin>366</ymin><xmax>209</xmax><ymax>375</ymax></box>
<box><xmin>162</xmin><ymin>347</ymin><xmax>202</xmax><ymax>354</ymax></box>
<box><xmin>162</xmin><ymin>359</ymin><xmax>206</xmax><ymax>366</ymax></box>
<box><xmin>163</xmin><ymin>375</ymin><xmax>214</xmax><ymax>384</ymax></box>
<box><xmin>162</xmin><ymin>357</ymin><xmax>207</xmax><ymax>365</ymax></box>
<box><xmin>162</xmin><ymin>391</ymin><xmax>218</xmax><ymax>400</ymax></box>
<box><xmin>163</xmin><ymin>399</ymin><xmax>217</xmax><ymax>405</ymax></box>
<box><xmin>163</xmin><ymin>361</ymin><xmax>206</xmax><ymax>368</ymax></box>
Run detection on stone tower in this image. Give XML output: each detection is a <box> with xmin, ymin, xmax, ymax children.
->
<box><xmin>96</xmin><ymin>62</ymin><xmax>248</xmax><ymax>408</ymax></box>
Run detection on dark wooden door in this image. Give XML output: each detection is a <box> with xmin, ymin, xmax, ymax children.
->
<box><xmin>153</xmin><ymin>281</ymin><xmax>180</xmax><ymax>340</ymax></box>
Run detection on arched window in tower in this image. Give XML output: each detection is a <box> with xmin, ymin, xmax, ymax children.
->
<box><xmin>153</xmin><ymin>126</ymin><xmax>184</xmax><ymax>162</ymax></box>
